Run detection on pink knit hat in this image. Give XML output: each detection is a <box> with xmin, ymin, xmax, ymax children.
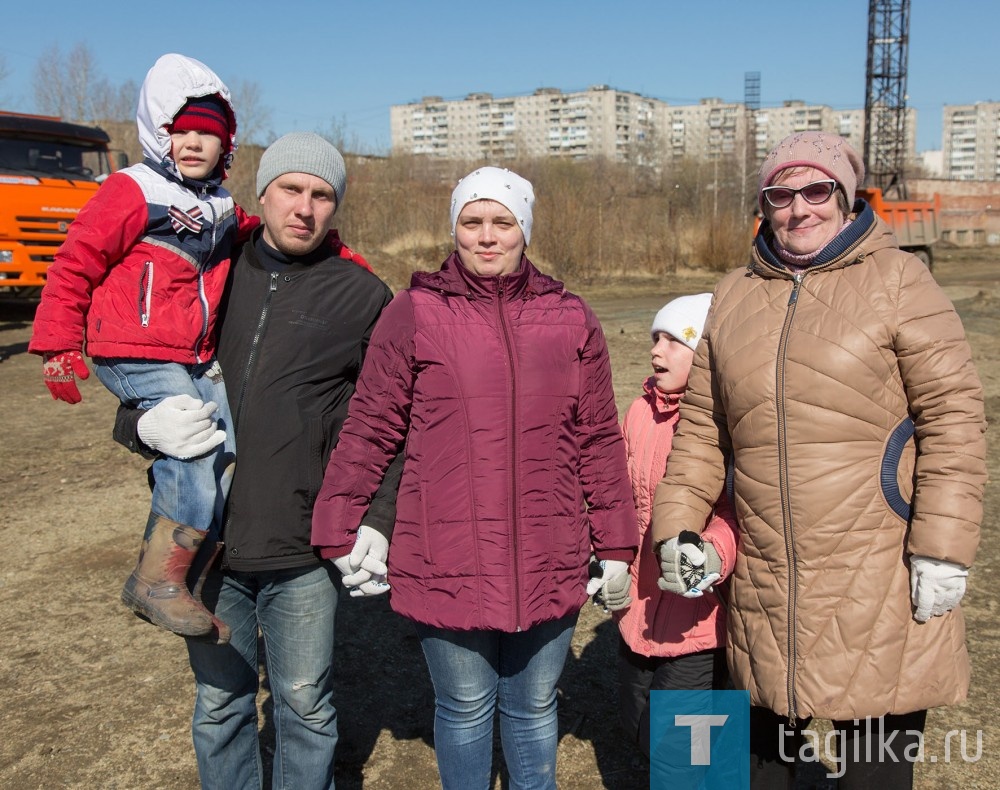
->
<box><xmin>757</xmin><ymin>132</ymin><xmax>865</xmax><ymax>212</ymax></box>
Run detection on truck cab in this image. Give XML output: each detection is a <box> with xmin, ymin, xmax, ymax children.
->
<box><xmin>0</xmin><ymin>112</ymin><xmax>120</xmax><ymax>295</ymax></box>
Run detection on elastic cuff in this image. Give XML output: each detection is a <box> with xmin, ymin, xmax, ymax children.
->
<box><xmin>594</xmin><ymin>548</ymin><xmax>636</xmax><ymax>564</ymax></box>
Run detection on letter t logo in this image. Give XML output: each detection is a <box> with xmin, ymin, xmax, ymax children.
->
<box><xmin>675</xmin><ymin>714</ymin><xmax>729</xmax><ymax>765</ymax></box>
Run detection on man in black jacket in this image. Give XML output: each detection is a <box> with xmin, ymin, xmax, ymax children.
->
<box><xmin>114</xmin><ymin>132</ymin><xmax>397</xmax><ymax>790</ymax></box>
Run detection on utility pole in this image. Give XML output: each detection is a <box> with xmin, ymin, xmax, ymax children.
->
<box><xmin>864</xmin><ymin>0</ymin><xmax>911</xmax><ymax>199</ymax></box>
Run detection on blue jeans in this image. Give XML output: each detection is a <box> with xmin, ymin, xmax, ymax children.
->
<box><xmin>95</xmin><ymin>358</ymin><xmax>235</xmax><ymax>535</ymax></box>
<box><xmin>414</xmin><ymin>613</ymin><xmax>578</xmax><ymax>790</ymax></box>
<box><xmin>186</xmin><ymin>563</ymin><xmax>340</xmax><ymax>790</ymax></box>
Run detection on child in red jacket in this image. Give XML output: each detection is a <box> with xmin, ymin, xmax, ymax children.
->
<box><xmin>592</xmin><ymin>294</ymin><xmax>738</xmax><ymax>758</ymax></box>
<box><xmin>28</xmin><ymin>54</ymin><xmax>254</xmax><ymax>643</ymax></box>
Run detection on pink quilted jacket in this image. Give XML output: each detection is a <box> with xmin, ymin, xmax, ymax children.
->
<box><xmin>614</xmin><ymin>379</ymin><xmax>737</xmax><ymax>657</ymax></box>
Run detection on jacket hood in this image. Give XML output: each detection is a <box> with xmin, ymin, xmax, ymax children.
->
<box><xmin>136</xmin><ymin>53</ymin><xmax>237</xmax><ymax>180</ymax></box>
<box><xmin>411</xmin><ymin>252</ymin><xmax>565</xmax><ymax>300</ymax></box>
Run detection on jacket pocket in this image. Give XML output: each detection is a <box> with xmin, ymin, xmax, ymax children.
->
<box><xmin>137</xmin><ymin>261</ymin><xmax>154</xmax><ymax>327</ymax></box>
<box><xmin>880</xmin><ymin>416</ymin><xmax>915</xmax><ymax>522</ymax></box>
<box><xmin>308</xmin><ymin>412</ymin><xmax>343</xmax><ymax>507</ymax></box>
<box><xmin>420</xmin><ymin>479</ymin><xmax>434</xmax><ymax>565</ymax></box>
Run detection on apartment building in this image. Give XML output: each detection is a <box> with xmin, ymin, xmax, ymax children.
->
<box><xmin>389</xmin><ymin>86</ymin><xmax>657</xmax><ymax>162</ymax></box>
<box><xmin>663</xmin><ymin>98</ymin><xmax>747</xmax><ymax>161</ymax></box>
<box><xmin>390</xmin><ymin>88</ymin><xmax>919</xmax><ymax>169</ymax></box>
<box><xmin>942</xmin><ymin>102</ymin><xmax>1000</xmax><ymax>181</ymax></box>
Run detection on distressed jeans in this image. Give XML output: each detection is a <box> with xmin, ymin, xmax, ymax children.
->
<box><xmin>95</xmin><ymin>357</ymin><xmax>235</xmax><ymax>535</ymax></box>
<box><xmin>414</xmin><ymin>612</ymin><xmax>578</xmax><ymax>790</ymax></box>
<box><xmin>186</xmin><ymin>563</ymin><xmax>340</xmax><ymax>790</ymax></box>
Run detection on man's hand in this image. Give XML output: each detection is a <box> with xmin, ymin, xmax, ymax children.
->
<box><xmin>657</xmin><ymin>531</ymin><xmax>721</xmax><ymax>598</ymax></box>
<box><xmin>137</xmin><ymin>395</ymin><xmax>226</xmax><ymax>459</ymax></box>
<box><xmin>42</xmin><ymin>351</ymin><xmax>90</xmax><ymax>404</ymax></box>
<box><xmin>910</xmin><ymin>556</ymin><xmax>968</xmax><ymax>622</ymax></box>
<box><xmin>333</xmin><ymin>525</ymin><xmax>390</xmax><ymax>597</ymax></box>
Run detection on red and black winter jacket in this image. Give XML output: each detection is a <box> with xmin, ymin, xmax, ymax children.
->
<box><xmin>29</xmin><ymin>160</ymin><xmax>253</xmax><ymax>364</ymax></box>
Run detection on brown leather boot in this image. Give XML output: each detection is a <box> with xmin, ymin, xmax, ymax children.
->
<box><xmin>121</xmin><ymin>514</ymin><xmax>215</xmax><ymax>637</ymax></box>
<box><xmin>186</xmin><ymin>540</ymin><xmax>231</xmax><ymax>645</ymax></box>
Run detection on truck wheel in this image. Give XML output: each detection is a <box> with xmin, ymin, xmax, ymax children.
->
<box><xmin>913</xmin><ymin>249</ymin><xmax>933</xmax><ymax>271</ymax></box>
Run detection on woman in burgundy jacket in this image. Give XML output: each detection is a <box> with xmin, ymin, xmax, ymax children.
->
<box><xmin>312</xmin><ymin>166</ymin><xmax>638</xmax><ymax>790</ymax></box>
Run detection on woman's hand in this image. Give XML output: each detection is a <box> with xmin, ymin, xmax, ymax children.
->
<box><xmin>910</xmin><ymin>556</ymin><xmax>968</xmax><ymax>622</ymax></box>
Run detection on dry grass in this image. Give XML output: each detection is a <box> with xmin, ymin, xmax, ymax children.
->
<box><xmin>105</xmin><ymin>124</ymin><xmax>755</xmax><ymax>288</ymax></box>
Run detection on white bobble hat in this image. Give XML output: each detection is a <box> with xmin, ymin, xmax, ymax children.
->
<box><xmin>450</xmin><ymin>167</ymin><xmax>534</xmax><ymax>246</ymax></box>
<box><xmin>651</xmin><ymin>293</ymin><xmax>713</xmax><ymax>350</ymax></box>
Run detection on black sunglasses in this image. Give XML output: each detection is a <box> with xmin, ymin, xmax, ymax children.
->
<box><xmin>761</xmin><ymin>179</ymin><xmax>837</xmax><ymax>209</ymax></box>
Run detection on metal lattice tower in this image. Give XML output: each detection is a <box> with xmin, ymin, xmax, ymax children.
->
<box><xmin>744</xmin><ymin>70</ymin><xmax>761</xmax><ymax>157</ymax></box>
<box><xmin>744</xmin><ymin>72</ymin><xmax>761</xmax><ymax>212</ymax></box>
<box><xmin>864</xmin><ymin>0</ymin><xmax>911</xmax><ymax>198</ymax></box>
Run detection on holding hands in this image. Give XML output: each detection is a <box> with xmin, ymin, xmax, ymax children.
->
<box><xmin>587</xmin><ymin>558</ymin><xmax>632</xmax><ymax>612</ymax></box>
<box><xmin>333</xmin><ymin>525</ymin><xmax>391</xmax><ymax>597</ymax></box>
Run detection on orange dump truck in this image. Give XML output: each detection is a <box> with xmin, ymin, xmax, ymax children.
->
<box><xmin>0</xmin><ymin>111</ymin><xmax>119</xmax><ymax>295</ymax></box>
<box><xmin>857</xmin><ymin>187</ymin><xmax>940</xmax><ymax>270</ymax></box>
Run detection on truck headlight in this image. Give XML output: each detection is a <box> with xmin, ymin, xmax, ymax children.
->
<box><xmin>0</xmin><ymin>251</ymin><xmax>13</xmax><ymax>263</ymax></box>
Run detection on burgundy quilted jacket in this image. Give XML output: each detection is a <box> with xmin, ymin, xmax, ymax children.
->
<box><xmin>312</xmin><ymin>253</ymin><xmax>638</xmax><ymax>631</ymax></box>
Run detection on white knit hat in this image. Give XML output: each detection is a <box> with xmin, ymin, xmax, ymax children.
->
<box><xmin>651</xmin><ymin>293</ymin><xmax>713</xmax><ymax>350</ymax></box>
<box><xmin>450</xmin><ymin>166</ymin><xmax>535</xmax><ymax>245</ymax></box>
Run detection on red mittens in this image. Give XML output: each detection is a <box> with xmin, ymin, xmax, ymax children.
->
<box><xmin>42</xmin><ymin>351</ymin><xmax>90</xmax><ymax>404</ymax></box>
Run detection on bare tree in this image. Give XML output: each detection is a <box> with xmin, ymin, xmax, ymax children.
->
<box><xmin>33</xmin><ymin>43</ymin><xmax>68</xmax><ymax>118</ymax></box>
<box><xmin>228</xmin><ymin>79</ymin><xmax>272</xmax><ymax>148</ymax></box>
<box><xmin>92</xmin><ymin>78</ymin><xmax>138</xmax><ymax>122</ymax></box>
<box><xmin>224</xmin><ymin>79</ymin><xmax>274</xmax><ymax>208</ymax></box>
<box><xmin>32</xmin><ymin>42</ymin><xmax>129</xmax><ymax>124</ymax></box>
<box><xmin>64</xmin><ymin>44</ymin><xmax>98</xmax><ymax>121</ymax></box>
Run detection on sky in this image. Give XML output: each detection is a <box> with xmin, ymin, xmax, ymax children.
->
<box><xmin>2</xmin><ymin>0</ymin><xmax>997</xmax><ymax>154</ymax></box>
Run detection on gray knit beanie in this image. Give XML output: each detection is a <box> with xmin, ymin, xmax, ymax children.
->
<box><xmin>256</xmin><ymin>132</ymin><xmax>347</xmax><ymax>207</ymax></box>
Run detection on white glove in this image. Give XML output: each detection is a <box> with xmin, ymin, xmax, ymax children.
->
<box><xmin>333</xmin><ymin>525</ymin><xmax>390</xmax><ymax>598</ymax></box>
<box><xmin>137</xmin><ymin>394</ymin><xmax>226</xmax><ymax>459</ymax></box>
<box><xmin>586</xmin><ymin>559</ymin><xmax>629</xmax><ymax>600</ymax></box>
<box><xmin>657</xmin><ymin>531</ymin><xmax>722</xmax><ymax>598</ymax></box>
<box><xmin>588</xmin><ymin>558</ymin><xmax>632</xmax><ymax>612</ymax></box>
<box><xmin>910</xmin><ymin>555</ymin><xmax>968</xmax><ymax>622</ymax></box>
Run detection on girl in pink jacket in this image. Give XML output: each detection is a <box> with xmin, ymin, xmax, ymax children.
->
<box><xmin>609</xmin><ymin>294</ymin><xmax>738</xmax><ymax>757</ymax></box>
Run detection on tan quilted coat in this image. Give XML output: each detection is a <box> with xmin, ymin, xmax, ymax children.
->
<box><xmin>651</xmin><ymin>208</ymin><xmax>987</xmax><ymax>720</ymax></box>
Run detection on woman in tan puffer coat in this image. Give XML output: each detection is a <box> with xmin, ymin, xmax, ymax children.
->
<box><xmin>651</xmin><ymin>132</ymin><xmax>987</xmax><ymax>788</ymax></box>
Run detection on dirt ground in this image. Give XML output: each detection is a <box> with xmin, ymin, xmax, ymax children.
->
<box><xmin>1</xmin><ymin>247</ymin><xmax>997</xmax><ymax>789</ymax></box>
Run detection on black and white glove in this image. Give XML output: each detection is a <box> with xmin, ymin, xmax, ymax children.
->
<box><xmin>586</xmin><ymin>559</ymin><xmax>632</xmax><ymax>612</ymax></box>
<box><xmin>137</xmin><ymin>394</ymin><xmax>226</xmax><ymax>459</ymax></box>
<box><xmin>910</xmin><ymin>556</ymin><xmax>968</xmax><ymax>622</ymax></box>
<box><xmin>657</xmin><ymin>531</ymin><xmax>721</xmax><ymax>598</ymax></box>
<box><xmin>333</xmin><ymin>525</ymin><xmax>390</xmax><ymax>598</ymax></box>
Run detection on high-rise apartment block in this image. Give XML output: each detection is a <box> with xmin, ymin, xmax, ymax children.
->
<box><xmin>942</xmin><ymin>102</ymin><xmax>1000</xmax><ymax>180</ymax></box>
<box><xmin>389</xmin><ymin>86</ymin><xmax>658</xmax><ymax>162</ymax></box>
<box><xmin>390</xmin><ymin>87</ymin><xmax>917</xmax><ymax>171</ymax></box>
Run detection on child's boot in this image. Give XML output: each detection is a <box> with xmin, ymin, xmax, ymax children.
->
<box><xmin>121</xmin><ymin>514</ymin><xmax>215</xmax><ymax>637</ymax></box>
